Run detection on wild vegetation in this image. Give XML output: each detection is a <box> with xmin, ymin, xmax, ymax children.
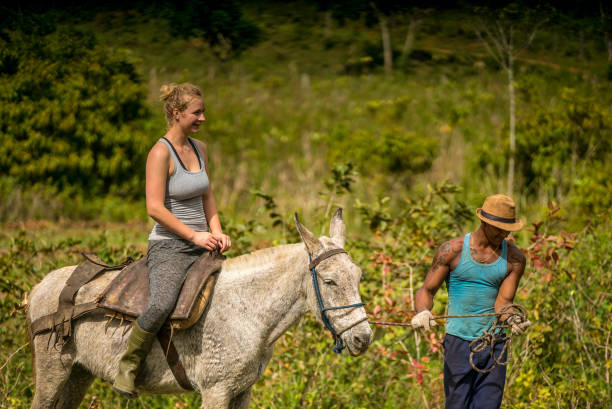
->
<box><xmin>1</xmin><ymin>1</ymin><xmax>610</xmax><ymax>408</ymax></box>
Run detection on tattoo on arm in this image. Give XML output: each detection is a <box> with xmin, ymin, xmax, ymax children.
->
<box><xmin>507</xmin><ymin>246</ymin><xmax>526</xmax><ymax>274</ymax></box>
<box><xmin>432</xmin><ymin>243</ymin><xmax>449</xmax><ymax>271</ymax></box>
<box><xmin>432</xmin><ymin>241</ymin><xmax>461</xmax><ymax>271</ymax></box>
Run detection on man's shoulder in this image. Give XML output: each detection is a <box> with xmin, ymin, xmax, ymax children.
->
<box><xmin>435</xmin><ymin>236</ymin><xmax>465</xmax><ymax>263</ymax></box>
<box><xmin>442</xmin><ymin>236</ymin><xmax>465</xmax><ymax>252</ymax></box>
<box><xmin>507</xmin><ymin>241</ymin><xmax>526</xmax><ymax>266</ymax></box>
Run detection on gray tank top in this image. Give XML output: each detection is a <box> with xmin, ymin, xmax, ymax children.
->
<box><xmin>148</xmin><ymin>137</ymin><xmax>210</xmax><ymax>241</ymax></box>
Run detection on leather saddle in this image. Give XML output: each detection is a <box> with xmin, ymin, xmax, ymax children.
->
<box><xmin>97</xmin><ymin>251</ymin><xmax>224</xmax><ymax>330</ymax></box>
<box><xmin>30</xmin><ymin>250</ymin><xmax>225</xmax><ymax>339</ymax></box>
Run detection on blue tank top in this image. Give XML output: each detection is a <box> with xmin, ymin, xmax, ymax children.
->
<box><xmin>445</xmin><ymin>233</ymin><xmax>508</xmax><ymax>341</ymax></box>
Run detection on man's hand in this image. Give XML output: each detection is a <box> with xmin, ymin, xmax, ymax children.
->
<box><xmin>506</xmin><ymin>314</ymin><xmax>531</xmax><ymax>336</ymax></box>
<box><xmin>411</xmin><ymin>310</ymin><xmax>437</xmax><ymax>331</ymax></box>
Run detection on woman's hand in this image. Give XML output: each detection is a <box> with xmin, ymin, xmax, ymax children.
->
<box><xmin>212</xmin><ymin>233</ymin><xmax>232</xmax><ymax>253</ymax></box>
<box><xmin>191</xmin><ymin>232</ymin><xmax>219</xmax><ymax>251</ymax></box>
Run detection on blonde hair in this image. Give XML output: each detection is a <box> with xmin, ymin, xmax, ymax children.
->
<box><xmin>160</xmin><ymin>83</ymin><xmax>203</xmax><ymax>127</ymax></box>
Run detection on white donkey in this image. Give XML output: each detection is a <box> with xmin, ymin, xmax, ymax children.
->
<box><xmin>26</xmin><ymin>209</ymin><xmax>373</xmax><ymax>409</ymax></box>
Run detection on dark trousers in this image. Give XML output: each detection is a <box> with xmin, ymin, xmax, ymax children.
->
<box><xmin>443</xmin><ymin>334</ymin><xmax>507</xmax><ymax>409</ymax></box>
<box><xmin>137</xmin><ymin>239</ymin><xmax>204</xmax><ymax>333</ymax></box>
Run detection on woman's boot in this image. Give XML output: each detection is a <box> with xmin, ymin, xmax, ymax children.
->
<box><xmin>112</xmin><ymin>322</ymin><xmax>156</xmax><ymax>398</ymax></box>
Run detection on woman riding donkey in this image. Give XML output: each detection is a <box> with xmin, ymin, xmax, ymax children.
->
<box><xmin>113</xmin><ymin>83</ymin><xmax>231</xmax><ymax>397</ymax></box>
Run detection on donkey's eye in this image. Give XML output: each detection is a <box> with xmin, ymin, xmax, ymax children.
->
<box><xmin>323</xmin><ymin>279</ymin><xmax>337</xmax><ymax>286</ymax></box>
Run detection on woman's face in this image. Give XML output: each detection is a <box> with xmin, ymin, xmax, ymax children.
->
<box><xmin>175</xmin><ymin>98</ymin><xmax>205</xmax><ymax>134</ymax></box>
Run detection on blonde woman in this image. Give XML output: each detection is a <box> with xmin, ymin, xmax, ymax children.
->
<box><xmin>113</xmin><ymin>83</ymin><xmax>231</xmax><ymax>397</ymax></box>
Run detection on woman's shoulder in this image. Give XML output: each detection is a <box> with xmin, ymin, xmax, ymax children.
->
<box><xmin>148</xmin><ymin>139</ymin><xmax>171</xmax><ymax>160</ymax></box>
<box><xmin>189</xmin><ymin>137</ymin><xmax>208</xmax><ymax>153</ymax></box>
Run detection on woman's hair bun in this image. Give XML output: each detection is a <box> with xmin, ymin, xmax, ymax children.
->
<box><xmin>160</xmin><ymin>83</ymin><xmax>178</xmax><ymax>101</ymax></box>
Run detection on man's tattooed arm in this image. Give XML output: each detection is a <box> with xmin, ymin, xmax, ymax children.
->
<box><xmin>414</xmin><ymin>237</ymin><xmax>462</xmax><ymax>311</ymax></box>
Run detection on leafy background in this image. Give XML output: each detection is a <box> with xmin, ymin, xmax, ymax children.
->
<box><xmin>1</xmin><ymin>1</ymin><xmax>610</xmax><ymax>408</ymax></box>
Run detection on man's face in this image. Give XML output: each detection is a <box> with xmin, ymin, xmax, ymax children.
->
<box><xmin>483</xmin><ymin>222</ymin><xmax>511</xmax><ymax>246</ymax></box>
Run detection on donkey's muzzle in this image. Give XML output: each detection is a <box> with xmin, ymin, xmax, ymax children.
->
<box><xmin>345</xmin><ymin>323</ymin><xmax>373</xmax><ymax>356</ymax></box>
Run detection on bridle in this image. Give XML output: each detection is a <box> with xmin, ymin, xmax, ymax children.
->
<box><xmin>308</xmin><ymin>248</ymin><xmax>368</xmax><ymax>354</ymax></box>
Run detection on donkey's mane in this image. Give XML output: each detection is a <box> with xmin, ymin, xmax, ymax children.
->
<box><xmin>222</xmin><ymin>242</ymin><xmax>303</xmax><ymax>273</ymax></box>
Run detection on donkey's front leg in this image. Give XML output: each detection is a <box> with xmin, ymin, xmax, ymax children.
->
<box><xmin>229</xmin><ymin>386</ymin><xmax>252</xmax><ymax>409</ymax></box>
<box><xmin>199</xmin><ymin>385</ymin><xmax>232</xmax><ymax>409</ymax></box>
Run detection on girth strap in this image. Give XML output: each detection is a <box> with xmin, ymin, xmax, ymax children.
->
<box><xmin>157</xmin><ymin>329</ymin><xmax>193</xmax><ymax>391</ymax></box>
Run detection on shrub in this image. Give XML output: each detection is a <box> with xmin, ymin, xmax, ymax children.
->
<box><xmin>0</xmin><ymin>26</ymin><xmax>153</xmax><ymax>199</ymax></box>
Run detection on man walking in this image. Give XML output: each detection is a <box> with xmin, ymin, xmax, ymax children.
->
<box><xmin>411</xmin><ymin>194</ymin><xmax>531</xmax><ymax>409</ymax></box>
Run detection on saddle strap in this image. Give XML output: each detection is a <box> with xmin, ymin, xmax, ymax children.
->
<box><xmin>29</xmin><ymin>253</ymin><xmax>134</xmax><ymax>342</ymax></box>
<box><xmin>157</xmin><ymin>329</ymin><xmax>193</xmax><ymax>391</ymax></box>
<box><xmin>30</xmin><ymin>302</ymin><xmax>99</xmax><ymax>337</ymax></box>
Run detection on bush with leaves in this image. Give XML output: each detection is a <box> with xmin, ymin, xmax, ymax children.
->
<box><xmin>164</xmin><ymin>0</ymin><xmax>261</xmax><ymax>59</ymax></box>
<box><xmin>324</xmin><ymin>96</ymin><xmax>438</xmax><ymax>179</ymax></box>
<box><xmin>515</xmin><ymin>88</ymin><xmax>611</xmax><ymax>206</ymax></box>
<box><xmin>0</xmin><ymin>26</ymin><xmax>153</xmax><ymax>199</ymax></box>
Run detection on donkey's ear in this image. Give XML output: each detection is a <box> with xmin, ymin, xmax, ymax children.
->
<box><xmin>329</xmin><ymin>208</ymin><xmax>346</xmax><ymax>248</ymax></box>
<box><xmin>295</xmin><ymin>213</ymin><xmax>323</xmax><ymax>257</ymax></box>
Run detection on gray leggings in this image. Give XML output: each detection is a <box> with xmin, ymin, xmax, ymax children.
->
<box><xmin>137</xmin><ymin>239</ymin><xmax>205</xmax><ymax>333</ymax></box>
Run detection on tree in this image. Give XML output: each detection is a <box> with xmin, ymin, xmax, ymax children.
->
<box><xmin>600</xmin><ymin>1</ymin><xmax>612</xmax><ymax>62</ymax></box>
<box><xmin>515</xmin><ymin>88</ymin><xmax>611</xmax><ymax>214</ymax></box>
<box><xmin>319</xmin><ymin>0</ymin><xmax>425</xmax><ymax>74</ymax></box>
<box><xmin>164</xmin><ymin>0</ymin><xmax>261</xmax><ymax>60</ymax></box>
<box><xmin>474</xmin><ymin>4</ymin><xmax>546</xmax><ymax>195</ymax></box>
<box><xmin>0</xmin><ymin>26</ymin><xmax>152</xmax><ymax>197</ymax></box>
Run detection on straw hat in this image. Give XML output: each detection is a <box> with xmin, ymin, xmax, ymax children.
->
<box><xmin>476</xmin><ymin>194</ymin><xmax>524</xmax><ymax>231</ymax></box>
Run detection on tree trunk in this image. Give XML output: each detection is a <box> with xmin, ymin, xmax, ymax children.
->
<box><xmin>400</xmin><ymin>18</ymin><xmax>418</xmax><ymax>67</ymax></box>
<box><xmin>507</xmin><ymin>56</ymin><xmax>516</xmax><ymax>197</ymax></box>
<box><xmin>605</xmin><ymin>31</ymin><xmax>612</xmax><ymax>62</ymax></box>
<box><xmin>600</xmin><ymin>3</ymin><xmax>612</xmax><ymax>61</ymax></box>
<box><xmin>324</xmin><ymin>10</ymin><xmax>332</xmax><ymax>40</ymax></box>
<box><xmin>380</xmin><ymin>15</ymin><xmax>392</xmax><ymax>74</ymax></box>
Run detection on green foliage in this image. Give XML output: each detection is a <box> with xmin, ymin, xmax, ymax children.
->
<box><xmin>323</xmin><ymin>96</ymin><xmax>438</xmax><ymax>178</ymax></box>
<box><xmin>515</xmin><ymin>87</ymin><xmax>611</xmax><ymax>216</ymax></box>
<box><xmin>0</xmin><ymin>2</ymin><xmax>611</xmax><ymax>407</ymax></box>
<box><xmin>1</xmin><ymin>179</ymin><xmax>610</xmax><ymax>408</ymax></box>
<box><xmin>503</xmin><ymin>205</ymin><xmax>611</xmax><ymax>408</ymax></box>
<box><xmin>0</xmin><ymin>26</ymin><xmax>153</xmax><ymax>199</ymax></box>
<box><xmin>165</xmin><ymin>0</ymin><xmax>261</xmax><ymax>58</ymax></box>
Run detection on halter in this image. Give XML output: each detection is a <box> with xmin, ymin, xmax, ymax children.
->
<box><xmin>308</xmin><ymin>248</ymin><xmax>367</xmax><ymax>354</ymax></box>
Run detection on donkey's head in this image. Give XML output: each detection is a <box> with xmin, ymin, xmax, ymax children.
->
<box><xmin>295</xmin><ymin>209</ymin><xmax>372</xmax><ymax>356</ymax></box>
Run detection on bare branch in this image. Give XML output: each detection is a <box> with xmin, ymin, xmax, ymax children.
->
<box><xmin>478</xmin><ymin>17</ymin><xmax>508</xmax><ymax>66</ymax></box>
<box><xmin>0</xmin><ymin>343</ymin><xmax>28</xmax><ymax>372</ymax></box>
<box><xmin>517</xmin><ymin>18</ymin><xmax>547</xmax><ymax>53</ymax></box>
<box><xmin>475</xmin><ymin>24</ymin><xmax>506</xmax><ymax>68</ymax></box>
<box><xmin>495</xmin><ymin>19</ymin><xmax>508</xmax><ymax>48</ymax></box>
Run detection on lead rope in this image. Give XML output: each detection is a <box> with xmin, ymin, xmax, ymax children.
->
<box><xmin>369</xmin><ymin>304</ymin><xmax>527</xmax><ymax>373</ymax></box>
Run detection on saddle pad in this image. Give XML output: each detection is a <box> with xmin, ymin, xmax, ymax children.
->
<box><xmin>96</xmin><ymin>251</ymin><xmax>225</xmax><ymax>321</ymax></box>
